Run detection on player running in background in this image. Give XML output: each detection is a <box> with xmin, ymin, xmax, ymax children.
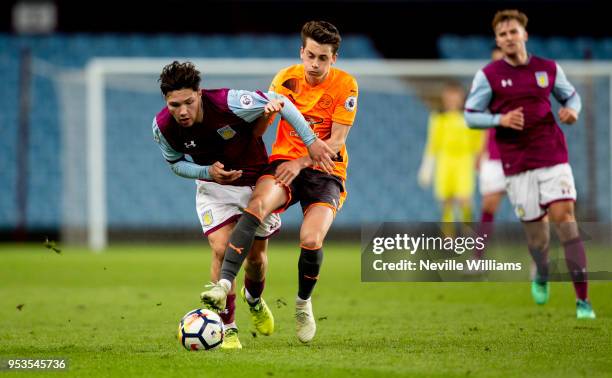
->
<box><xmin>152</xmin><ymin>61</ymin><xmax>335</xmax><ymax>348</ymax></box>
<box><xmin>200</xmin><ymin>20</ymin><xmax>359</xmax><ymax>343</ymax></box>
<box><xmin>465</xmin><ymin>10</ymin><xmax>596</xmax><ymax>319</ymax></box>
<box><xmin>418</xmin><ymin>82</ymin><xmax>484</xmax><ymax>232</ymax></box>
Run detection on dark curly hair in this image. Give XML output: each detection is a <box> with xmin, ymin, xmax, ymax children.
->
<box><xmin>158</xmin><ymin>61</ymin><xmax>201</xmax><ymax>95</ymax></box>
<box><xmin>301</xmin><ymin>20</ymin><xmax>342</xmax><ymax>54</ymax></box>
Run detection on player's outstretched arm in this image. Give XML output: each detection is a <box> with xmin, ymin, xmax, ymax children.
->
<box><xmin>227</xmin><ymin>90</ymin><xmax>335</xmax><ymax>172</ymax></box>
<box><xmin>252</xmin><ymin>98</ymin><xmax>284</xmax><ymax>137</ymax></box>
<box><xmin>267</xmin><ymin>93</ymin><xmax>335</xmax><ymax>172</ymax></box>
<box><xmin>275</xmin><ymin>122</ymin><xmax>351</xmax><ymax>184</ymax></box>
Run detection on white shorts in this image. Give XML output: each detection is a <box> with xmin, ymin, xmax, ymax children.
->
<box><xmin>479</xmin><ymin>159</ymin><xmax>506</xmax><ymax>196</ymax></box>
<box><xmin>505</xmin><ymin>163</ymin><xmax>576</xmax><ymax>222</ymax></box>
<box><xmin>195</xmin><ymin>180</ymin><xmax>281</xmax><ymax>238</ymax></box>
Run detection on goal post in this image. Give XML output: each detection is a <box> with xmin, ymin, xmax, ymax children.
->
<box><xmin>81</xmin><ymin>58</ymin><xmax>612</xmax><ymax>251</ymax></box>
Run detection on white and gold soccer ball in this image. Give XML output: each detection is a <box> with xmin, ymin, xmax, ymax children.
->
<box><xmin>178</xmin><ymin>308</ymin><xmax>224</xmax><ymax>351</ymax></box>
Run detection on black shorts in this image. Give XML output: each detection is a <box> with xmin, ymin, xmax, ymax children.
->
<box><xmin>261</xmin><ymin>160</ymin><xmax>344</xmax><ymax>214</ymax></box>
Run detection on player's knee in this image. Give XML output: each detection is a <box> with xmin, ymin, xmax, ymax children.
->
<box><xmin>300</xmin><ymin>233</ymin><xmax>324</xmax><ymax>250</ymax></box>
<box><xmin>527</xmin><ymin>236</ymin><xmax>550</xmax><ymax>252</ymax></box>
<box><xmin>247</xmin><ymin>195</ymin><xmax>267</xmax><ymax>219</ymax></box>
<box><xmin>553</xmin><ymin>212</ymin><xmax>575</xmax><ymax>223</ymax></box>
<box><xmin>548</xmin><ymin>201</ymin><xmax>576</xmax><ymax>223</ymax></box>
<box><xmin>554</xmin><ymin>222</ymin><xmax>580</xmax><ymax>243</ymax></box>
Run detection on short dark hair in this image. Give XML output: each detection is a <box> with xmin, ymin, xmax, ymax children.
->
<box><xmin>492</xmin><ymin>9</ymin><xmax>528</xmax><ymax>31</ymax></box>
<box><xmin>301</xmin><ymin>20</ymin><xmax>342</xmax><ymax>54</ymax></box>
<box><xmin>158</xmin><ymin>61</ymin><xmax>201</xmax><ymax>96</ymax></box>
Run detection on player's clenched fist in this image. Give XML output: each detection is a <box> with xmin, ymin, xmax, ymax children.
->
<box><xmin>500</xmin><ymin>106</ymin><xmax>524</xmax><ymax>130</ymax></box>
<box><xmin>558</xmin><ymin>107</ymin><xmax>578</xmax><ymax>124</ymax></box>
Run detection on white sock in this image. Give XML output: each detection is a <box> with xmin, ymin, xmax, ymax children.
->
<box><xmin>296</xmin><ymin>296</ymin><xmax>311</xmax><ymax>306</ymax></box>
<box><xmin>244</xmin><ymin>288</ymin><xmax>260</xmax><ymax>305</ymax></box>
<box><xmin>223</xmin><ymin>322</ymin><xmax>237</xmax><ymax>330</ymax></box>
<box><xmin>218</xmin><ymin>279</ymin><xmax>232</xmax><ymax>293</ymax></box>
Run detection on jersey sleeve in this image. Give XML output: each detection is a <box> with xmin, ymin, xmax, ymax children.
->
<box><xmin>464</xmin><ymin>70</ymin><xmax>501</xmax><ymax>129</ymax></box>
<box><xmin>227</xmin><ymin>89</ymin><xmax>271</xmax><ymax>123</ymax></box>
<box><xmin>552</xmin><ymin>63</ymin><xmax>582</xmax><ymax>113</ymax></box>
<box><xmin>152</xmin><ymin>117</ymin><xmax>183</xmax><ymax>163</ymax></box>
<box><xmin>227</xmin><ymin>89</ymin><xmax>316</xmax><ymax>146</ymax></box>
<box><xmin>169</xmin><ymin>160</ymin><xmax>211</xmax><ymax>179</ymax></box>
<box><xmin>152</xmin><ymin>117</ymin><xmax>210</xmax><ymax>180</ymax></box>
<box><xmin>332</xmin><ymin>76</ymin><xmax>358</xmax><ymax>126</ymax></box>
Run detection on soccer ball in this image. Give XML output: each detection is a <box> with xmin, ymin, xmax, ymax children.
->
<box><xmin>178</xmin><ymin>308</ymin><xmax>224</xmax><ymax>351</ymax></box>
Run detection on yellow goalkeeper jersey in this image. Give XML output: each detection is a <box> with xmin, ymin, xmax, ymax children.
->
<box><xmin>424</xmin><ymin>111</ymin><xmax>484</xmax><ymax>158</ymax></box>
<box><xmin>424</xmin><ymin>110</ymin><xmax>484</xmax><ymax>200</ymax></box>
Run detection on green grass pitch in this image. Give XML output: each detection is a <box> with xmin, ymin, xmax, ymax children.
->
<box><xmin>1</xmin><ymin>242</ymin><xmax>610</xmax><ymax>377</ymax></box>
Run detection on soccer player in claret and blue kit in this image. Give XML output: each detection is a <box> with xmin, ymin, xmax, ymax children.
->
<box><xmin>464</xmin><ymin>10</ymin><xmax>596</xmax><ymax>319</ymax></box>
<box><xmin>152</xmin><ymin>61</ymin><xmax>335</xmax><ymax>349</ymax></box>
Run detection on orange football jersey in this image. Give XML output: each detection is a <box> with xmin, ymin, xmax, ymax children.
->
<box><xmin>269</xmin><ymin>64</ymin><xmax>358</xmax><ymax>181</ymax></box>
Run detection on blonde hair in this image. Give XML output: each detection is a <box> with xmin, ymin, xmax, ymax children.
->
<box><xmin>492</xmin><ymin>9</ymin><xmax>528</xmax><ymax>31</ymax></box>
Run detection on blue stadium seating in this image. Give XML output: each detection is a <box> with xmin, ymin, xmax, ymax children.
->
<box><xmin>438</xmin><ymin>35</ymin><xmax>612</xmax><ymax>61</ymax></box>
<box><xmin>1</xmin><ymin>33</ymin><xmax>611</xmax><ymax>234</ymax></box>
<box><xmin>0</xmin><ymin>33</ymin><xmax>381</xmax><ymax>230</ymax></box>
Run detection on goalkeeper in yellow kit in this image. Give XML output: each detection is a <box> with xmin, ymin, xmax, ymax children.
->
<box><xmin>418</xmin><ymin>82</ymin><xmax>484</xmax><ymax>224</ymax></box>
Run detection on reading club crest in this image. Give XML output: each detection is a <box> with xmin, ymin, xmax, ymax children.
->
<box><xmin>217</xmin><ymin>125</ymin><xmax>237</xmax><ymax>140</ymax></box>
<box><xmin>317</xmin><ymin>94</ymin><xmax>333</xmax><ymax>109</ymax></box>
<box><xmin>535</xmin><ymin>71</ymin><xmax>549</xmax><ymax>88</ymax></box>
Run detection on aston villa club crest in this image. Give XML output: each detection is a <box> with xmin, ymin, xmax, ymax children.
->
<box><xmin>515</xmin><ymin>205</ymin><xmax>525</xmax><ymax>218</ymax></box>
<box><xmin>535</xmin><ymin>71</ymin><xmax>549</xmax><ymax>88</ymax></box>
<box><xmin>217</xmin><ymin>125</ymin><xmax>237</xmax><ymax>140</ymax></box>
<box><xmin>201</xmin><ymin>209</ymin><xmax>213</xmax><ymax>226</ymax></box>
